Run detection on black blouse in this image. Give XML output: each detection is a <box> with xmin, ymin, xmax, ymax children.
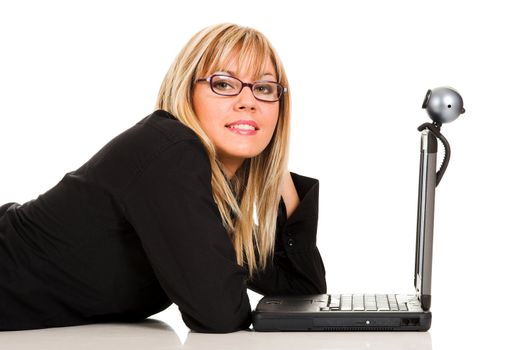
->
<box><xmin>0</xmin><ymin>109</ymin><xmax>326</xmax><ymax>333</ymax></box>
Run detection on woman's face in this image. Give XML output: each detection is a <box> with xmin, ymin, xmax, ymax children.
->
<box><xmin>192</xmin><ymin>58</ymin><xmax>280</xmax><ymax>175</ymax></box>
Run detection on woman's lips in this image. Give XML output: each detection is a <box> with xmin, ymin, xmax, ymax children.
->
<box><xmin>225</xmin><ymin>120</ymin><xmax>259</xmax><ymax>130</ymax></box>
<box><xmin>224</xmin><ymin>118</ymin><xmax>259</xmax><ymax>136</ymax></box>
<box><xmin>225</xmin><ymin>126</ymin><xmax>258</xmax><ymax>136</ymax></box>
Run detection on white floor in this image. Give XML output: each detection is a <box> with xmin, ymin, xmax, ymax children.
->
<box><xmin>0</xmin><ymin>291</ymin><xmax>520</xmax><ymax>349</ymax></box>
<box><xmin>0</xmin><ymin>319</ymin><xmax>432</xmax><ymax>350</ymax></box>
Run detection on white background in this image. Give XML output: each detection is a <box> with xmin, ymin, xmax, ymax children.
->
<box><xmin>1</xmin><ymin>0</ymin><xmax>524</xmax><ymax>348</ymax></box>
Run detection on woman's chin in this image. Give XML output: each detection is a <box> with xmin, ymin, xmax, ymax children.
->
<box><xmin>221</xmin><ymin>147</ymin><xmax>264</xmax><ymax>160</ymax></box>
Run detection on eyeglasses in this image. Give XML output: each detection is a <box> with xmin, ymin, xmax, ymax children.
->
<box><xmin>195</xmin><ymin>74</ymin><xmax>287</xmax><ymax>102</ymax></box>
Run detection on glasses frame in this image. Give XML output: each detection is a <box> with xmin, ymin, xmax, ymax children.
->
<box><xmin>195</xmin><ymin>74</ymin><xmax>287</xmax><ymax>102</ymax></box>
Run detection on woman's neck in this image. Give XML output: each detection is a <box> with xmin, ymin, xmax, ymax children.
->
<box><xmin>219</xmin><ymin>157</ymin><xmax>246</xmax><ymax>180</ymax></box>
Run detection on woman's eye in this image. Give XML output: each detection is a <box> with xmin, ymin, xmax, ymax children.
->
<box><xmin>255</xmin><ymin>84</ymin><xmax>274</xmax><ymax>94</ymax></box>
<box><xmin>212</xmin><ymin>80</ymin><xmax>235</xmax><ymax>91</ymax></box>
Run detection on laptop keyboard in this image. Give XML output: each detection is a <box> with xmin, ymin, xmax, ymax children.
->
<box><xmin>320</xmin><ymin>294</ymin><xmax>408</xmax><ymax>312</ymax></box>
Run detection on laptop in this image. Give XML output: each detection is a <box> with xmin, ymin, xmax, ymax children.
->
<box><xmin>252</xmin><ymin>128</ymin><xmax>441</xmax><ymax>331</ymax></box>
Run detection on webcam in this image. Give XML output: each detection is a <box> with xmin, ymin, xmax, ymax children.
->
<box><xmin>422</xmin><ymin>87</ymin><xmax>465</xmax><ymax>125</ymax></box>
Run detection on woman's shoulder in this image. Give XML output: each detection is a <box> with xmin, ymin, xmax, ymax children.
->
<box><xmin>99</xmin><ymin>109</ymin><xmax>203</xmax><ymax>159</ymax></box>
<box><xmin>88</xmin><ymin>110</ymin><xmax>203</xmax><ymax>164</ymax></box>
<box><xmin>136</xmin><ymin>109</ymin><xmax>201</xmax><ymax>143</ymax></box>
<box><xmin>68</xmin><ymin>110</ymin><xmax>208</xmax><ymax>197</ymax></box>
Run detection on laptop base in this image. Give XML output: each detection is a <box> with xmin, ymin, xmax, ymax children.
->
<box><xmin>252</xmin><ymin>294</ymin><xmax>431</xmax><ymax>332</ymax></box>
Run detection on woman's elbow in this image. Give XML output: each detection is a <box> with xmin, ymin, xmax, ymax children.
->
<box><xmin>181</xmin><ymin>306</ymin><xmax>252</xmax><ymax>333</ymax></box>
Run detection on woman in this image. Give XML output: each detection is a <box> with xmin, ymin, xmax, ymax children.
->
<box><xmin>0</xmin><ymin>23</ymin><xmax>326</xmax><ymax>333</ymax></box>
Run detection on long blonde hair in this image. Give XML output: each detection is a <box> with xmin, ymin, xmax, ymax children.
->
<box><xmin>155</xmin><ymin>23</ymin><xmax>291</xmax><ymax>279</ymax></box>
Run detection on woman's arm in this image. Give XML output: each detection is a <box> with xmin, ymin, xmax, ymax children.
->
<box><xmin>280</xmin><ymin>171</ymin><xmax>300</xmax><ymax>219</ymax></box>
<box><xmin>248</xmin><ymin>172</ymin><xmax>327</xmax><ymax>295</ymax></box>
<box><xmin>121</xmin><ymin>139</ymin><xmax>252</xmax><ymax>333</ymax></box>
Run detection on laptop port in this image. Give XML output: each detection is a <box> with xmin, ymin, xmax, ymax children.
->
<box><xmin>401</xmin><ymin>318</ymin><xmax>420</xmax><ymax>326</ymax></box>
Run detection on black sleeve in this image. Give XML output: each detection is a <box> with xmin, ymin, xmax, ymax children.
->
<box><xmin>247</xmin><ymin>172</ymin><xmax>327</xmax><ymax>295</ymax></box>
<box><xmin>120</xmin><ymin>139</ymin><xmax>252</xmax><ymax>333</ymax></box>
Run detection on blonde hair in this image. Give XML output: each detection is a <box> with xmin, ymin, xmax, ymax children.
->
<box><xmin>155</xmin><ymin>23</ymin><xmax>291</xmax><ymax>279</ymax></box>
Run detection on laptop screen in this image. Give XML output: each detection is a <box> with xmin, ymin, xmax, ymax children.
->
<box><xmin>414</xmin><ymin>130</ymin><xmax>437</xmax><ymax>311</ymax></box>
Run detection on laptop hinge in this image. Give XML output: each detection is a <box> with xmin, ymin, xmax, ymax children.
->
<box><xmin>420</xmin><ymin>294</ymin><xmax>431</xmax><ymax>311</ymax></box>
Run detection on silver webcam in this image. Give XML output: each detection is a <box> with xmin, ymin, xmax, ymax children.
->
<box><xmin>422</xmin><ymin>87</ymin><xmax>465</xmax><ymax>125</ymax></box>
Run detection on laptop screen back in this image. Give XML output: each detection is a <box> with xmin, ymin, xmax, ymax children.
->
<box><xmin>414</xmin><ymin>130</ymin><xmax>437</xmax><ymax>310</ymax></box>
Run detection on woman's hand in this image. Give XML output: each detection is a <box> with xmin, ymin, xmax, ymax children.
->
<box><xmin>280</xmin><ymin>171</ymin><xmax>300</xmax><ymax>219</ymax></box>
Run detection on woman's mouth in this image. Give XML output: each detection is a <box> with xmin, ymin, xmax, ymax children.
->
<box><xmin>225</xmin><ymin>125</ymin><xmax>258</xmax><ymax>136</ymax></box>
<box><xmin>224</xmin><ymin>118</ymin><xmax>260</xmax><ymax>136</ymax></box>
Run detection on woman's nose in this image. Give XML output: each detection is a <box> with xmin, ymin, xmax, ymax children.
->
<box><xmin>234</xmin><ymin>86</ymin><xmax>257</xmax><ymax>111</ymax></box>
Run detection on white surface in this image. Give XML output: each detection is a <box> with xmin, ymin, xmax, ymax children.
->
<box><xmin>1</xmin><ymin>319</ymin><xmax>432</xmax><ymax>350</ymax></box>
<box><xmin>1</xmin><ymin>0</ymin><xmax>523</xmax><ymax>348</ymax></box>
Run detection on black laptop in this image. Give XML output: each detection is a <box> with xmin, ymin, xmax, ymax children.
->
<box><xmin>252</xmin><ymin>127</ymin><xmax>441</xmax><ymax>331</ymax></box>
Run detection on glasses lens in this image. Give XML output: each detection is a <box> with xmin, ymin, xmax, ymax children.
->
<box><xmin>253</xmin><ymin>82</ymin><xmax>282</xmax><ymax>101</ymax></box>
<box><xmin>210</xmin><ymin>75</ymin><xmax>241</xmax><ymax>96</ymax></box>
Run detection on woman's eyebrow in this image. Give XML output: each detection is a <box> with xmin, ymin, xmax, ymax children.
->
<box><xmin>213</xmin><ymin>70</ymin><xmax>231</xmax><ymax>75</ymax></box>
<box><xmin>222</xmin><ymin>70</ymin><xmax>276</xmax><ymax>79</ymax></box>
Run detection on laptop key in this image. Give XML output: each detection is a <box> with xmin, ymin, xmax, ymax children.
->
<box><xmin>328</xmin><ymin>294</ymin><xmax>340</xmax><ymax>308</ymax></box>
<box><xmin>340</xmin><ymin>296</ymin><xmax>352</xmax><ymax>311</ymax></box>
<box><xmin>352</xmin><ymin>294</ymin><xmax>364</xmax><ymax>311</ymax></box>
<box><xmin>365</xmin><ymin>294</ymin><xmax>377</xmax><ymax>311</ymax></box>
<box><xmin>388</xmin><ymin>295</ymin><xmax>399</xmax><ymax>310</ymax></box>
<box><xmin>328</xmin><ymin>302</ymin><xmax>340</xmax><ymax>308</ymax></box>
<box><xmin>376</xmin><ymin>294</ymin><xmax>389</xmax><ymax>309</ymax></box>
